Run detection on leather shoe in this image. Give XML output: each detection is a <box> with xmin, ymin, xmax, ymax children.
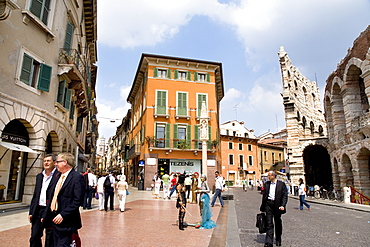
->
<box><xmin>276</xmin><ymin>240</ymin><xmax>282</xmax><ymax>246</ymax></box>
<box><xmin>264</xmin><ymin>244</ymin><xmax>273</xmax><ymax>247</ymax></box>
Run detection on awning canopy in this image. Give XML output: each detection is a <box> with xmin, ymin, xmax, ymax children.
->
<box><xmin>0</xmin><ymin>141</ymin><xmax>39</xmax><ymax>154</ymax></box>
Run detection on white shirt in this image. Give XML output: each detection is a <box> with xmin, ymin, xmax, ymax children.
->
<box><xmin>87</xmin><ymin>173</ymin><xmax>97</xmax><ymax>187</ymax></box>
<box><xmin>268</xmin><ymin>181</ymin><xmax>277</xmax><ymax>200</ymax></box>
<box><xmin>215</xmin><ymin>176</ymin><xmax>223</xmax><ymax>190</ymax></box>
<box><xmin>298</xmin><ymin>183</ymin><xmax>306</xmax><ymax>196</ymax></box>
<box><xmin>39</xmin><ymin>168</ymin><xmax>56</xmax><ymax>206</ymax></box>
<box><xmin>97</xmin><ymin>176</ymin><xmax>105</xmax><ymax>193</ymax></box>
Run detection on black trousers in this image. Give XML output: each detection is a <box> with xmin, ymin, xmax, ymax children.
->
<box><xmin>265</xmin><ymin>200</ymin><xmax>283</xmax><ymax>244</ymax></box>
<box><xmin>30</xmin><ymin>206</ymin><xmax>54</xmax><ymax>247</ymax></box>
<box><xmin>104</xmin><ymin>188</ymin><xmax>114</xmax><ymax>211</ymax></box>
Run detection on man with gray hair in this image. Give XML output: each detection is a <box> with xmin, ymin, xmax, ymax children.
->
<box><xmin>44</xmin><ymin>153</ymin><xmax>85</xmax><ymax>246</ymax></box>
<box><xmin>260</xmin><ymin>171</ymin><xmax>288</xmax><ymax>247</ymax></box>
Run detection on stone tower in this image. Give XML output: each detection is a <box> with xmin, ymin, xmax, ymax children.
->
<box><xmin>279</xmin><ymin>47</ymin><xmax>330</xmax><ymax>187</ymax></box>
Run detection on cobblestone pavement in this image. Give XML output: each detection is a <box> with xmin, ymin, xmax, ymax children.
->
<box><xmin>232</xmin><ymin>187</ymin><xmax>370</xmax><ymax>247</ymax></box>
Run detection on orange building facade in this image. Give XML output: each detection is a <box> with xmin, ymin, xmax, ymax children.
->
<box><xmin>219</xmin><ymin>121</ymin><xmax>260</xmax><ymax>186</ymax></box>
<box><xmin>126</xmin><ymin>54</ymin><xmax>224</xmax><ymax>189</ymax></box>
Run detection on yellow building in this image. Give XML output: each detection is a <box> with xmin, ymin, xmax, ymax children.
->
<box><xmin>126</xmin><ymin>54</ymin><xmax>224</xmax><ymax>189</ymax></box>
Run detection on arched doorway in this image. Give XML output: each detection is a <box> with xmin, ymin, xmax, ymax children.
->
<box><xmin>0</xmin><ymin>120</ymin><xmax>30</xmax><ymax>202</ymax></box>
<box><xmin>303</xmin><ymin>145</ymin><xmax>333</xmax><ymax>189</ymax></box>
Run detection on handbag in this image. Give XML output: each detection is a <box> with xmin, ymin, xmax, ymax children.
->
<box><xmin>95</xmin><ymin>192</ymin><xmax>99</xmax><ymax>199</ymax></box>
<box><xmin>256</xmin><ymin>213</ymin><xmax>267</xmax><ymax>234</ymax></box>
<box><xmin>70</xmin><ymin>230</ymin><xmax>81</xmax><ymax>247</ymax></box>
<box><xmin>126</xmin><ymin>190</ymin><xmax>130</xmax><ymax>195</ymax></box>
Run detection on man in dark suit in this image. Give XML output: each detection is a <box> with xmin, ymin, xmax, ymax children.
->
<box><xmin>44</xmin><ymin>152</ymin><xmax>85</xmax><ymax>246</ymax></box>
<box><xmin>260</xmin><ymin>171</ymin><xmax>288</xmax><ymax>247</ymax></box>
<box><xmin>29</xmin><ymin>154</ymin><xmax>60</xmax><ymax>247</ymax></box>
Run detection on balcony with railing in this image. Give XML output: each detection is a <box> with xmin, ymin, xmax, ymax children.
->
<box><xmin>148</xmin><ymin>138</ymin><xmax>214</xmax><ymax>151</ymax></box>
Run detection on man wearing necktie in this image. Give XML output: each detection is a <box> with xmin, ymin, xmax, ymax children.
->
<box><xmin>260</xmin><ymin>171</ymin><xmax>288</xmax><ymax>247</ymax></box>
<box><xmin>43</xmin><ymin>153</ymin><xmax>84</xmax><ymax>246</ymax></box>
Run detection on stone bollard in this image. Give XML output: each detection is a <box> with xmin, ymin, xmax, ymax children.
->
<box><xmin>343</xmin><ymin>186</ymin><xmax>351</xmax><ymax>203</ymax></box>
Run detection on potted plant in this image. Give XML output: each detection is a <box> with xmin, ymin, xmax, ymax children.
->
<box><xmin>211</xmin><ymin>139</ymin><xmax>219</xmax><ymax>149</ymax></box>
<box><xmin>178</xmin><ymin>139</ymin><xmax>190</xmax><ymax>151</ymax></box>
<box><xmin>145</xmin><ymin>136</ymin><xmax>155</xmax><ymax>147</ymax></box>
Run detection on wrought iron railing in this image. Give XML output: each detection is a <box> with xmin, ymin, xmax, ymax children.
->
<box><xmin>148</xmin><ymin>139</ymin><xmax>213</xmax><ymax>150</ymax></box>
<box><xmin>58</xmin><ymin>48</ymin><xmax>86</xmax><ymax>80</ymax></box>
<box><xmin>350</xmin><ymin>186</ymin><xmax>370</xmax><ymax>205</ymax></box>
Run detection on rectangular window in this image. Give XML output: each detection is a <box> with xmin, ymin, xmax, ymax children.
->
<box><xmin>178</xmin><ymin>71</ymin><xmax>187</xmax><ymax>80</ymax></box>
<box><xmin>264</xmin><ymin>151</ymin><xmax>267</xmax><ymax>161</ymax></box>
<box><xmin>155</xmin><ymin>124</ymin><xmax>166</xmax><ymax>148</ymax></box>
<box><xmin>57</xmin><ymin>80</ymin><xmax>72</xmax><ymax>110</ymax></box>
<box><xmin>272</xmin><ymin>153</ymin><xmax>275</xmax><ymax>163</ymax></box>
<box><xmin>197</xmin><ymin>94</ymin><xmax>207</xmax><ymax>116</ymax></box>
<box><xmin>248</xmin><ymin>144</ymin><xmax>252</xmax><ymax>151</ymax></box>
<box><xmin>238</xmin><ymin>143</ymin><xmax>243</xmax><ymax>150</ymax></box>
<box><xmin>228</xmin><ymin>142</ymin><xmax>233</xmax><ymax>149</ymax></box>
<box><xmin>158</xmin><ymin>69</ymin><xmax>167</xmax><ymax>78</ymax></box>
<box><xmin>177</xmin><ymin>92</ymin><xmax>187</xmax><ymax>116</ymax></box>
<box><xmin>20</xmin><ymin>52</ymin><xmax>51</xmax><ymax>92</ymax></box>
<box><xmin>239</xmin><ymin>155</ymin><xmax>244</xmax><ymax>168</ymax></box>
<box><xmin>248</xmin><ymin>156</ymin><xmax>253</xmax><ymax>166</ymax></box>
<box><xmin>229</xmin><ymin>154</ymin><xmax>234</xmax><ymax>165</ymax></box>
<box><xmin>30</xmin><ymin>0</ymin><xmax>51</xmax><ymax>25</ymax></box>
<box><xmin>156</xmin><ymin>90</ymin><xmax>167</xmax><ymax>114</ymax></box>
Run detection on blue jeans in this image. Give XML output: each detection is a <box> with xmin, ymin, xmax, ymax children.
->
<box><xmin>169</xmin><ymin>185</ymin><xmax>177</xmax><ymax>197</ymax></box>
<box><xmin>211</xmin><ymin>189</ymin><xmax>224</xmax><ymax>206</ymax></box>
<box><xmin>83</xmin><ymin>186</ymin><xmax>94</xmax><ymax>209</ymax></box>
<box><xmin>299</xmin><ymin>195</ymin><xmax>310</xmax><ymax>210</ymax></box>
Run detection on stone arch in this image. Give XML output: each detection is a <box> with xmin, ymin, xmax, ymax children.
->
<box><xmin>302</xmin><ymin>86</ymin><xmax>307</xmax><ymax>103</ymax></box>
<box><xmin>45</xmin><ymin>131</ymin><xmax>60</xmax><ymax>154</ymax></box>
<box><xmin>345</xmin><ymin>64</ymin><xmax>369</xmax><ymax>114</ymax></box>
<box><xmin>324</xmin><ymin>95</ymin><xmax>334</xmax><ymax>139</ymax></box>
<box><xmin>340</xmin><ymin>153</ymin><xmax>354</xmax><ymax>187</ymax></box>
<box><xmin>309</xmin><ymin>121</ymin><xmax>314</xmax><ymax>135</ymax></box>
<box><xmin>303</xmin><ymin>144</ymin><xmax>332</xmax><ymax>188</ymax></box>
<box><xmin>356</xmin><ymin>148</ymin><xmax>370</xmax><ymax>195</ymax></box>
<box><xmin>62</xmin><ymin>139</ymin><xmax>68</xmax><ymax>152</ymax></box>
<box><xmin>332</xmin><ymin>158</ymin><xmax>340</xmax><ymax>189</ymax></box>
<box><xmin>331</xmin><ymin>83</ymin><xmax>346</xmax><ymax>142</ymax></box>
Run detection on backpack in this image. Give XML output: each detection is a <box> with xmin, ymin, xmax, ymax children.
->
<box><xmin>104</xmin><ymin>176</ymin><xmax>111</xmax><ymax>188</ymax></box>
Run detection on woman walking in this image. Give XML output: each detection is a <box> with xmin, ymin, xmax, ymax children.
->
<box><xmin>116</xmin><ymin>175</ymin><xmax>128</xmax><ymax>212</ymax></box>
<box><xmin>154</xmin><ymin>175</ymin><xmax>161</xmax><ymax>199</ymax></box>
<box><xmin>298</xmin><ymin>178</ymin><xmax>311</xmax><ymax>210</ymax></box>
<box><xmin>176</xmin><ymin>174</ymin><xmax>187</xmax><ymax>230</ymax></box>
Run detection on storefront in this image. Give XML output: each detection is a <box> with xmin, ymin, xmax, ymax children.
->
<box><xmin>0</xmin><ymin>120</ymin><xmax>39</xmax><ymax>204</ymax></box>
<box><xmin>169</xmin><ymin>159</ymin><xmax>201</xmax><ymax>175</ymax></box>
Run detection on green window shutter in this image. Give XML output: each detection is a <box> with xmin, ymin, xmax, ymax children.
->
<box><xmin>20</xmin><ymin>54</ymin><xmax>33</xmax><ymax>85</ymax></box>
<box><xmin>173</xmin><ymin>124</ymin><xmax>178</xmax><ymax>147</ymax></box>
<box><xmin>186</xmin><ymin>125</ymin><xmax>191</xmax><ymax>140</ymax></box>
<box><xmin>57</xmin><ymin>80</ymin><xmax>66</xmax><ymax>104</ymax></box>
<box><xmin>64</xmin><ymin>88</ymin><xmax>71</xmax><ymax>110</ymax></box>
<box><xmin>156</xmin><ymin>91</ymin><xmax>166</xmax><ymax>114</ymax></box>
<box><xmin>194</xmin><ymin>125</ymin><xmax>199</xmax><ymax>140</ymax></box>
<box><xmin>167</xmin><ymin>69</ymin><xmax>171</xmax><ymax>79</ymax></box>
<box><xmin>208</xmin><ymin>126</ymin><xmax>212</xmax><ymax>149</ymax></box>
<box><xmin>174</xmin><ymin>70</ymin><xmax>178</xmax><ymax>79</ymax></box>
<box><xmin>41</xmin><ymin>0</ymin><xmax>50</xmax><ymax>24</ymax></box>
<box><xmin>165</xmin><ymin>123</ymin><xmax>170</xmax><ymax>148</ymax></box>
<box><xmin>37</xmin><ymin>63</ymin><xmax>52</xmax><ymax>92</ymax></box>
<box><xmin>187</xmin><ymin>71</ymin><xmax>191</xmax><ymax>80</ymax></box>
<box><xmin>178</xmin><ymin>93</ymin><xmax>187</xmax><ymax>116</ymax></box>
<box><xmin>154</xmin><ymin>68</ymin><xmax>158</xmax><ymax>78</ymax></box>
<box><xmin>194</xmin><ymin>72</ymin><xmax>198</xmax><ymax>81</ymax></box>
<box><xmin>64</xmin><ymin>23</ymin><xmax>74</xmax><ymax>53</ymax></box>
<box><xmin>69</xmin><ymin>101</ymin><xmax>75</xmax><ymax>120</ymax></box>
<box><xmin>206</xmin><ymin>73</ymin><xmax>210</xmax><ymax>82</ymax></box>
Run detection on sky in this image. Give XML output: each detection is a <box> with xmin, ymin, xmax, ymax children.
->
<box><xmin>95</xmin><ymin>0</ymin><xmax>370</xmax><ymax>141</ymax></box>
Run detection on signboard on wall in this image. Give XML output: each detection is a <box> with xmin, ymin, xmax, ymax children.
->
<box><xmin>146</xmin><ymin>158</ymin><xmax>156</xmax><ymax>165</ymax></box>
<box><xmin>170</xmin><ymin>159</ymin><xmax>201</xmax><ymax>174</ymax></box>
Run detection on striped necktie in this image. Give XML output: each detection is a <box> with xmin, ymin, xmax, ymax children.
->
<box><xmin>50</xmin><ymin>175</ymin><xmax>65</xmax><ymax>211</ymax></box>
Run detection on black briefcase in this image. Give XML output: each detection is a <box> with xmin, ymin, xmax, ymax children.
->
<box><xmin>256</xmin><ymin>213</ymin><xmax>267</xmax><ymax>233</ymax></box>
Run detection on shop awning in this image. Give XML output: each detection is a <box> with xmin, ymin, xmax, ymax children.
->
<box><xmin>0</xmin><ymin>141</ymin><xmax>39</xmax><ymax>154</ymax></box>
